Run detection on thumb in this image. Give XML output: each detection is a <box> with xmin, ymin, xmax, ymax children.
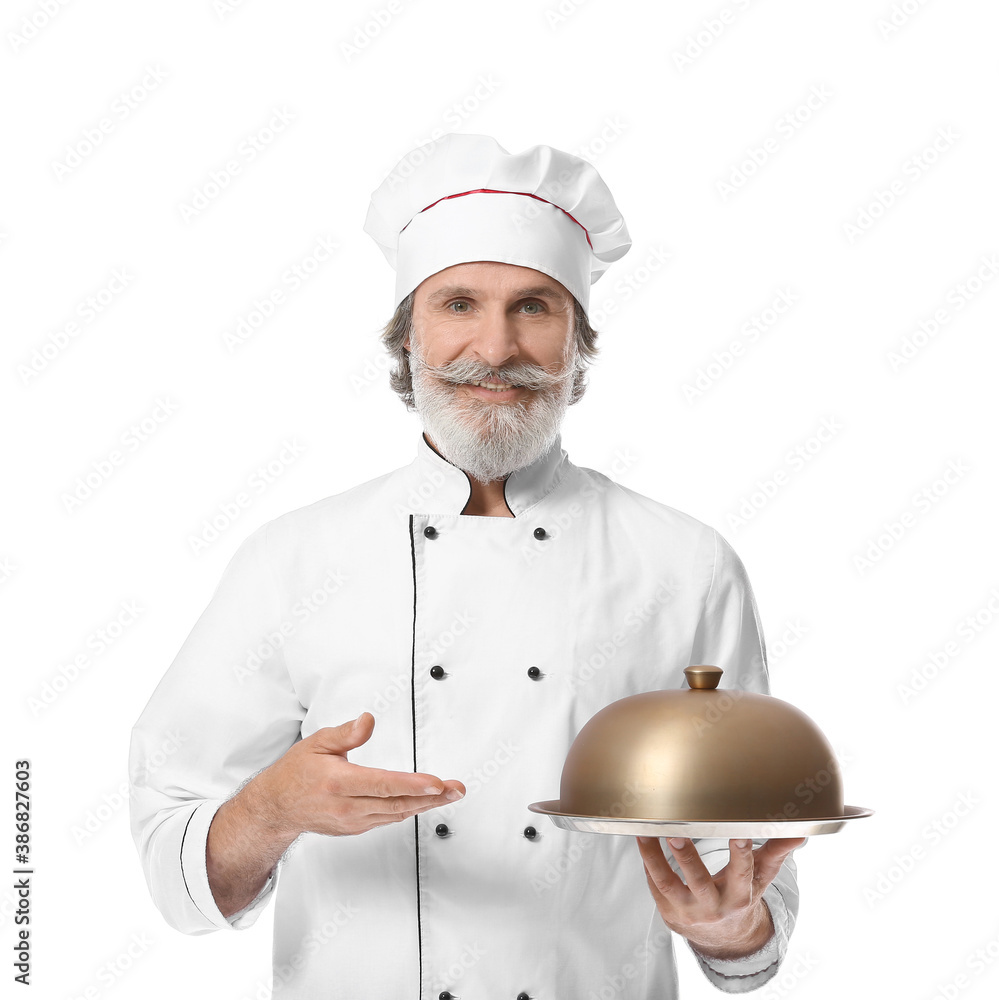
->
<box><xmin>308</xmin><ymin>713</ymin><xmax>375</xmax><ymax>755</ymax></box>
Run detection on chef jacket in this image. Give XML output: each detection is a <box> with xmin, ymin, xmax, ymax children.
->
<box><xmin>129</xmin><ymin>431</ymin><xmax>801</xmax><ymax>998</ymax></box>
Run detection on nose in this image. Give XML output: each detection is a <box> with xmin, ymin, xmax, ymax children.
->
<box><xmin>467</xmin><ymin>308</ymin><xmax>520</xmax><ymax>370</ymax></box>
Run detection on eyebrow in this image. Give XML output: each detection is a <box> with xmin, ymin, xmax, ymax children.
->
<box><xmin>425</xmin><ymin>284</ymin><xmax>567</xmax><ymax>306</ymax></box>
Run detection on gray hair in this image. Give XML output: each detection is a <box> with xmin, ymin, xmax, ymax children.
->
<box><xmin>379</xmin><ymin>291</ymin><xmax>600</xmax><ymax>409</ymax></box>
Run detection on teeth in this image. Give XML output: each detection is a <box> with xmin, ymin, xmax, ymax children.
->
<box><xmin>472</xmin><ymin>381</ymin><xmax>518</xmax><ymax>391</ymax></box>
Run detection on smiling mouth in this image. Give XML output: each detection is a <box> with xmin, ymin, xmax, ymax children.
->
<box><xmin>467</xmin><ymin>380</ymin><xmax>523</xmax><ymax>392</ymax></box>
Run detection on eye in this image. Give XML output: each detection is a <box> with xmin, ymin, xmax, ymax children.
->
<box><xmin>522</xmin><ymin>301</ymin><xmax>544</xmax><ymax>314</ymax></box>
<box><xmin>447</xmin><ymin>300</ymin><xmax>470</xmax><ymax>313</ymax></box>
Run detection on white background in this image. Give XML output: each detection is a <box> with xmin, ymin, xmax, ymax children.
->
<box><xmin>3</xmin><ymin>0</ymin><xmax>998</xmax><ymax>997</ymax></box>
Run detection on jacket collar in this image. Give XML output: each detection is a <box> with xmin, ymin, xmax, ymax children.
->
<box><xmin>408</xmin><ymin>430</ymin><xmax>569</xmax><ymax>516</ymax></box>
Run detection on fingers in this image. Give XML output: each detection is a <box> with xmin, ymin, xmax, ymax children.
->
<box><xmin>332</xmin><ymin>760</ymin><xmax>465</xmax><ymax>800</ymax></box>
<box><xmin>262</xmin><ymin>716</ymin><xmax>473</xmax><ymax>839</ymax></box>
<box><xmin>716</xmin><ymin>837</ymin><xmax>806</xmax><ymax>907</ymax></box>
<box><xmin>350</xmin><ymin>787</ymin><xmax>462</xmax><ymax>816</ymax></box>
<box><xmin>306</xmin><ymin>715</ymin><xmax>468</xmax><ymax>806</ymax></box>
<box><xmin>637</xmin><ymin>837</ymin><xmax>682</xmax><ymax>898</ymax></box>
<box><xmin>332</xmin><ymin>799</ymin><xmax>451</xmax><ymax>835</ymax></box>
<box><xmin>346</xmin><ymin>771</ymin><xmax>465</xmax><ymax>813</ymax></box>
<box><xmin>637</xmin><ymin>836</ymin><xmax>717</xmax><ymax>901</ymax></box>
<box><xmin>318</xmin><ymin>781</ymin><xmax>466</xmax><ymax>837</ymax></box>
<box><xmin>725</xmin><ymin>838</ymin><xmax>757</xmax><ymax>882</ymax></box>
<box><xmin>749</xmin><ymin>837</ymin><xmax>806</xmax><ymax>888</ymax></box>
<box><xmin>663</xmin><ymin>837</ymin><xmax>716</xmax><ymax>897</ymax></box>
<box><xmin>297</xmin><ymin>772</ymin><xmax>465</xmax><ymax>837</ymax></box>
<box><xmin>306</xmin><ymin>717</ymin><xmax>465</xmax><ymax>799</ymax></box>
<box><xmin>714</xmin><ymin>838</ymin><xmax>756</xmax><ymax>909</ymax></box>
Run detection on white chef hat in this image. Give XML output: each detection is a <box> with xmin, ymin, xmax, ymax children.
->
<box><xmin>363</xmin><ymin>133</ymin><xmax>631</xmax><ymax>314</ymax></box>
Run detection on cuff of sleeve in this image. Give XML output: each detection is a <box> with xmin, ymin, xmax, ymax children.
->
<box><xmin>688</xmin><ymin>884</ymin><xmax>789</xmax><ymax>993</ymax></box>
<box><xmin>179</xmin><ymin>800</ymin><xmax>279</xmax><ymax>931</ymax></box>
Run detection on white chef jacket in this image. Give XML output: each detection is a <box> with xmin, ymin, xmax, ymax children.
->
<box><xmin>129</xmin><ymin>432</ymin><xmax>801</xmax><ymax>998</ymax></box>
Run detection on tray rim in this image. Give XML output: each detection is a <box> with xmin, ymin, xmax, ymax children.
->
<box><xmin>526</xmin><ymin>801</ymin><xmax>874</xmax><ymax>838</ymax></box>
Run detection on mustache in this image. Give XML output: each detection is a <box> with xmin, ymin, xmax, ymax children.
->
<box><xmin>409</xmin><ymin>352</ymin><xmax>575</xmax><ymax>391</ymax></box>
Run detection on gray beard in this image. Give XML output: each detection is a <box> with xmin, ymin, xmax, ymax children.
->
<box><xmin>409</xmin><ymin>344</ymin><xmax>578</xmax><ymax>483</ymax></box>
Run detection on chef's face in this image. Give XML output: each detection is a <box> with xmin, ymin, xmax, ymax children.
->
<box><xmin>405</xmin><ymin>261</ymin><xmax>579</xmax><ymax>482</ymax></box>
<box><xmin>407</xmin><ymin>260</ymin><xmax>576</xmax><ymax>396</ymax></box>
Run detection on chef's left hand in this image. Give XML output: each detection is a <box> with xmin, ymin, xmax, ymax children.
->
<box><xmin>636</xmin><ymin>836</ymin><xmax>806</xmax><ymax>960</ymax></box>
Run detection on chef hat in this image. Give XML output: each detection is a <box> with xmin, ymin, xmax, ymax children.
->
<box><xmin>363</xmin><ymin>133</ymin><xmax>631</xmax><ymax>314</ymax></box>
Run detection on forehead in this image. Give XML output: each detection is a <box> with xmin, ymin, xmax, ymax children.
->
<box><xmin>416</xmin><ymin>261</ymin><xmax>571</xmax><ymax>306</ymax></box>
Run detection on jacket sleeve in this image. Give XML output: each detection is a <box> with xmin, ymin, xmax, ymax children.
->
<box><xmin>683</xmin><ymin>527</ymin><xmax>802</xmax><ymax>992</ymax></box>
<box><xmin>128</xmin><ymin>520</ymin><xmax>305</xmax><ymax>935</ymax></box>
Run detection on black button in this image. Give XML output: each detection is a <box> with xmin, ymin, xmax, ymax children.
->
<box><xmin>523</xmin><ymin>826</ymin><xmax>537</xmax><ymax>840</ymax></box>
<box><xmin>517</xmin><ymin>993</ymin><xmax>531</xmax><ymax>1000</ymax></box>
<box><xmin>436</xmin><ymin>824</ymin><xmax>449</xmax><ymax>838</ymax></box>
<box><xmin>527</xmin><ymin>666</ymin><xmax>541</xmax><ymax>680</ymax></box>
<box><xmin>424</xmin><ymin>526</ymin><xmax>438</xmax><ymax>538</ymax></box>
<box><xmin>430</xmin><ymin>665</ymin><xmax>445</xmax><ymax>680</ymax></box>
<box><xmin>533</xmin><ymin>527</ymin><xmax>547</xmax><ymax>539</ymax></box>
<box><xmin>439</xmin><ymin>993</ymin><xmax>454</xmax><ymax>1000</ymax></box>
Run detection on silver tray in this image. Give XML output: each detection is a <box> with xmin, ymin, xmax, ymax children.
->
<box><xmin>527</xmin><ymin>801</ymin><xmax>874</xmax><ymax>838</ymax></box>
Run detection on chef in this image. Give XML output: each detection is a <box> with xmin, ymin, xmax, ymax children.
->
<box><xmin>129</xmin><ymin>132</ymin><xmax>806</xmax><ymax>998</ymax></box>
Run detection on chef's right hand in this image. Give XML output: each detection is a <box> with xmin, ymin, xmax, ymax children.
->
<box><xmin>246</xmin><ymin>712</ymin><xmax>465</xmax><ymax>838</ymax></box>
